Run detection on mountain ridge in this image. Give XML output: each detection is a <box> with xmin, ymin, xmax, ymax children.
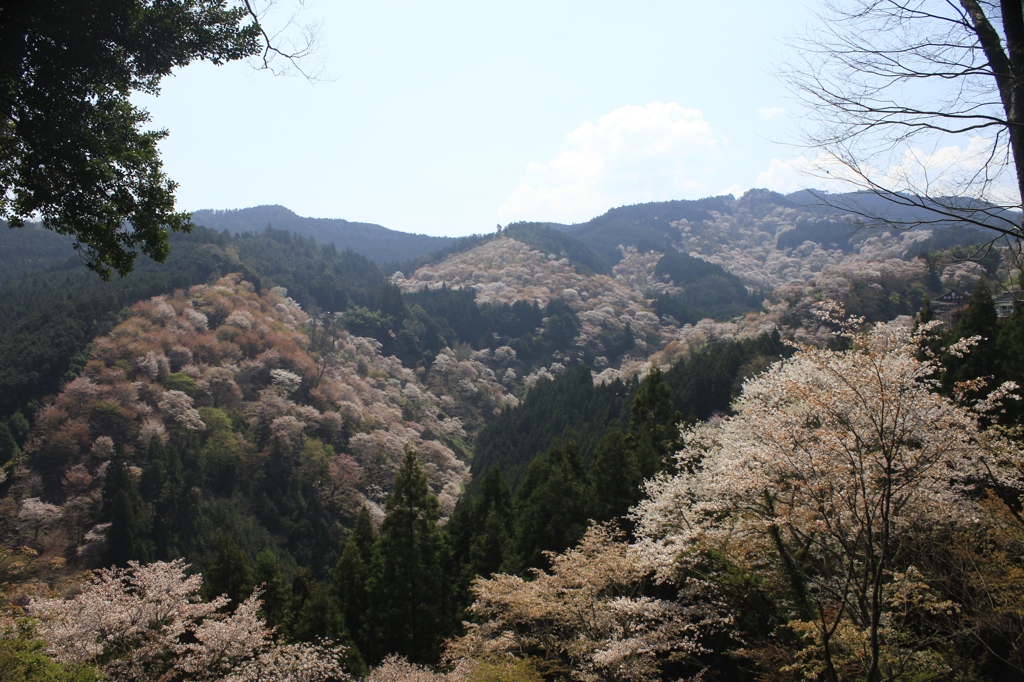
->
<box><xmin>190</xmin><ymin>205</ymin><xmax>455</xmax><ymax>266</ymax></box>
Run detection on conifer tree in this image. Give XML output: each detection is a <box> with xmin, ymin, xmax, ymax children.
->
<box><xmin>946</xmin><ymin>279</ymin><xmax>1000</xmax><ymax>396</ymax></box>
<box><xmin>469</xmin><ymin>468</ymin><xmax>515</xmax><ymax>578</ymax></box>
<box><xmin>103</xmin><ymin>453</ymin><xmax>147</xmax><ymax>566</ymax></box>
<box><xmin>0</xmin><ymin>423</ymin><xmax>20</xmax><ymax>470</ymax></box>
<box><xmin>105</xmin><ymin>490</ymin><xmax>143</xmax><ymax>567</ymax></box>
<box><xmin>513</xmin><ymin>436</ymin><xmax>588</xmax><ymax>571</ymax></box>
<box><xmin>204</xmin><ymin>535</ymin><xmax>254</xmax><ymax>606</ymax></box>
<box><xmin>253</xmin><ymin>549</ymin><xmax>289</xmax><ymax>627</ymax></box>
<box><xmin>588</xmin><ymin>426</ymin><xmax>641</xmax><ymax>523</ymax></box>
<box><xmin>333</xmin><ymin>507</ymin><xmax>375</xmax><ymax>659</ymax></box>
<box><xmin>627</xmin><ymin>367</ymin><xmax>680</xmax><ymax>479</ymax></box>
<box><xmin>366</xmin><ymin>452</ymin><xmax>451</xmax><ymax>664</ymax></box>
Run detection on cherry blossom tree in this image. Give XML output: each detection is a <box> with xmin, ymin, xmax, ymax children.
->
<box><xmin>18</xmin><ymin>497</ymin><xmax>62</xmax><ymax>541</ymax></box>
<box><xmin>450</xmin><ymin>524</ymin><xmax>731</xmax><ymax>681</ymax></box>
<box><xmin>28</xmin><ymin>559</ymin><xmax>348</xmax><ymax>682</ymax></box>
<box><xmin>634</xmin><ymin>309</ymin><xmax>1023</xmax><ymax>680</ymax></box>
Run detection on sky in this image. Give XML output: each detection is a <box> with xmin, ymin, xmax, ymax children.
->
<box><xmin>136</xmin><ymin>0</ymin><xmax>826</xmax><ymax>237</ymax></box>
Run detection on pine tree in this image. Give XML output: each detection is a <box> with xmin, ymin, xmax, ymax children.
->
<box><xmin>366</xmin><ymin>452</ymin><xmax>451</xmax><ymax>664</ymax></box>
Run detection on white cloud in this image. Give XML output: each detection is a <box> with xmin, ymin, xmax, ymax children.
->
<box><xmin>719</xmin><ymin>184</ymin><xmax>748</xmax><ymax>198</ymax></box>
<box><xmin>756</xmin><ymin>107</ymin><xmax>785</xmax><ymax>119</ymax></box>
<box><xmin>498</xmin><ymin>102</ymin><xmax>725</xmax><ymax>224</ymax></box>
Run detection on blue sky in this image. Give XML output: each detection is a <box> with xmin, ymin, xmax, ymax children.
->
<box><xmin>136</xmin><ymin>0</ymin><xmax>818</xmax><ymax>236</ymax></box>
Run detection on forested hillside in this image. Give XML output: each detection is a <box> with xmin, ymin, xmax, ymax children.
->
<box><xmin>3</xmin><ymin>189</ymin><xmax>1024</xmax><ymax>680</ymax></box>
<box><xmin>191</xmin><ymin>206</ymin><xmax>455</xmax><ymax>266</ymax></box>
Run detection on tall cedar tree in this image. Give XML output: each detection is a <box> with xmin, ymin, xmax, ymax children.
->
<box><xmin>945</xmin><ymin>279</ymin><xmax>1000</xmax><ymax>398</ymax></box>
<box><xmin>513</xmin><ymin>435</ymin><xmax>589</xmax><ymax>571</ymax></box>
<box><xmin>332</xmin><ymin>507</ymin><xmax>376</xmax><ymax>662</ymax></box>
<box><xmin>467</xmin><ymin>467</ymin><xmax>515</xmax><ymax>578</ymax></box>
<box><xmin>366</xmin><ymin>452</ymin><xmax>451</xmax><ymax>664</ymax></box>
<box><xmin>253</xmin><ymin>549</ymin><xmax>289</xmax><ymax>628</ymax></box>
<box><xmin>628</xmin><ymin>366</ymin><xmax>680</xmax><ymax>479</ymax></box>
<box><xmin>204</xmin><ymin>535</ymin><xmax>253</xmax><ymax>606</ymax></box>
<box><xmin>588</xmin><ymin>426</ymin><xmax>641</xmax><ymax>524</ymax></box>
<box><xmin>103</xmin><ymin>452</ymin><xmax>147</xmax><ymax>566</ymax></box>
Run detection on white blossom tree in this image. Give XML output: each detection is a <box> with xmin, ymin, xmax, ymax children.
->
<box><xmin>634</xmin><ymin>310</ymin><xmax>1023</xmax><ymax>681</ymax></box>
<box><xmin>18</xmin><ymin>497</ymin><xmax>63</xmax><ymax>541</ymax></box>
<box><xmin>28</xmin><ymin>559</ymin><xmax>348</xmax><ymax>682</ymax></box>
<box><xmin>449</xmin><ymin>524</ymin><xmax>731</xmax><ymax>681</ymax></box>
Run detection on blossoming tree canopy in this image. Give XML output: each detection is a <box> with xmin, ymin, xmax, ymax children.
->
<box><xmin>634</xmin><ymin>314</ymin><xmax>1024</xmax><ymax>679</ymax></box>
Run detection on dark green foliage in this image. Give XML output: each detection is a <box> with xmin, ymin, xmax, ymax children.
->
<box><xmin>366</xmin><ymin>452</ymin><xmax>452</xmax><ymax>664</ymax></box>
<box><xmin>253</xmin><ymin>549</ymin><xmax>289</xmax><ymax>627</ymax></box>
<box><xmin>0</xmin><ymin>228</ymin><xmax>226</xmax><ymax>419</ymax></box>
<box><xmin>663</xmin><ymin>332</ymin><xmax>791</xmax><ymax>422</ymax></box>
<box><xmin>390</xmin><ymin>233</ymin><xmax>493</xmax><ymax>278</ymax></box>
<box><xmin>587</xmin><ymin>426</ymin><xmax>640</xmax><ymax>523</ymax></box>
<box><xmin>842</xmin><ymin>277</ymin><xmax>930</xmax><ymax>323</ymax></box>
<box><xmin>512</xmin><ymin>436</ymin><xmax>589</xmax><ymax>571</ymax></box>
<box><xmin>230</xmin><ymin>228</ymin><xmax>386</xmax><ymax>312</ymax></box>
<box><xmin>138</xmin><ymin>437</ymin><xmax>193</xmax><ymax>561</ymax></box>
<box><xmin>944</xmin><ymin>279</ymin><xmax>1000</xmax><ymax>397</ymax></box>
<box><xmin>448</xmin><ymin>467</ymin><xmax>515</xmax><ymax>588</ymax></box>
<box><xmin>0</xmin><ymin>225</ymin><xmax>388</xmax><ymax>422</ymax></box>
<box><xmin>502</xmin><ymin>223</ymin><xmax>611</xmax><ymax>275</ymax></box>
<box><xmin>333</xmin><ymin>508</ymin><xmax>375</xmax><ymax>660</ymax></box>
<box><xmin>467</xmin><ymin>468</ymin><xmax>515</xmax><ymax>578</ymax></box>
<box><xmin>775</xmin><ymin>218</ymin><xmax>862</xmax><ymax>252</ymax></box>
<box><xmin>192</xmin><ymin>206</ymin><xmax>456</xmax><ymax>267</ymax></box>
<box><xmin>909</xmin><ymin>225</ymin><xmax>1003</xmax><ymax>262</ymax></box>
<box><xmin>627</xmin><ymin>367</ymin><xmax>680</xmax><ymax>479</ymax></box>
<box><xmin>342</xmin><ymin>281</ymin><xmax>582</xmax><ymax>370</ymax></box>
<box><xmin>0</xmin><ymin>421</ymin><xmax>21</xmax><ymax>470</ymax></box>
<box><xmin>555</xmin><ymin>196</ymin><xmax>733</xmax><ymax>265</ymax></box>
<box><xmin>654</xmin><ymin>251</ymin><xmax>760</xmax><ymax>320</ymax></box>
<box><xmin>205</xmin><ymin>535</ymin><xmax>254</xmax><ymax>606</ymax></box>
<box><xmin>106</xmin><ymin>490</ymin><xmax>144</xmax><ymax>568</ymax></box>
<box><xmin>998</xmin><ymin>300</ymin><xmax>1024</xmax><ymax>390</ymax></box>
<box><xmin>0</xmin><ymin>623</ymin><xmax>97</xmax><ymax>682</ymax></box>
<box><xmin>472</xmin><ymin>365</ymin><xmax>632</xmax><ymax>490</ymax></box>
<box><xmin>0</xmin><ymin>224</ymin><xmax>75</xmax><ymax>283</ymax></box>
<box><xmin>285</xmin><ymin>571</ymin><xmax>346</xmax><ymax>644</ymax></box>
<box><xmin>0</xmin><ymin>0</ymin><xmax>260</xmax><ymax>277</ymax></box>
<box><xmin>403</xmin><ymin>286</ymin><xmax>546</xmax><ymax>353</ymax></box>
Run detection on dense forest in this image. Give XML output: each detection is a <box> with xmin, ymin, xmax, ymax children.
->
<box><xmin>2</xmin><ymin>188</ymin><xmax>1024</xmax><ymax>681</ymax></box>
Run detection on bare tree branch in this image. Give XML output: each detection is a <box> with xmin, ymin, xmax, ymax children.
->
<box><xmin>783</xmin><ymin>0</ymin><xmax>1024</xmax><ymax>240</ymax></box>
<box><xmin>240</xmin><ymin>0</ymin><xmax>326</xmax><ymax>80</ymax></box>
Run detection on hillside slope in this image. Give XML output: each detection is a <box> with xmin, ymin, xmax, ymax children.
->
<box><xmin>14</xmin><ymin>276</ymin><xmax>478</xmax><ymax>574</ymax></box>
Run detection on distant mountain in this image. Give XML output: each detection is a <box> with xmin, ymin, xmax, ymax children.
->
<box><xmin>552</xmin><ymin>195</ymin><xmax>734</xmax><ymax>265</ymax></box>
<box><xmin>542</xmin><ymin>189</ymin><xmax>1013</xmax><ymax>266</ymax></box>
<box><xmin>0</xmin><ymin>221</ymin><xmax>76</xmax><ymax>282</ymax></box>
<box><xmin>785</xmin><ymin>189</ymin><xmax>1022</xmax><ymax>230</ymax></box>
<box><xmin>190</xmin><ymin>205</ymin><xmax>455</xmax><ymax>265</ymax></box>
